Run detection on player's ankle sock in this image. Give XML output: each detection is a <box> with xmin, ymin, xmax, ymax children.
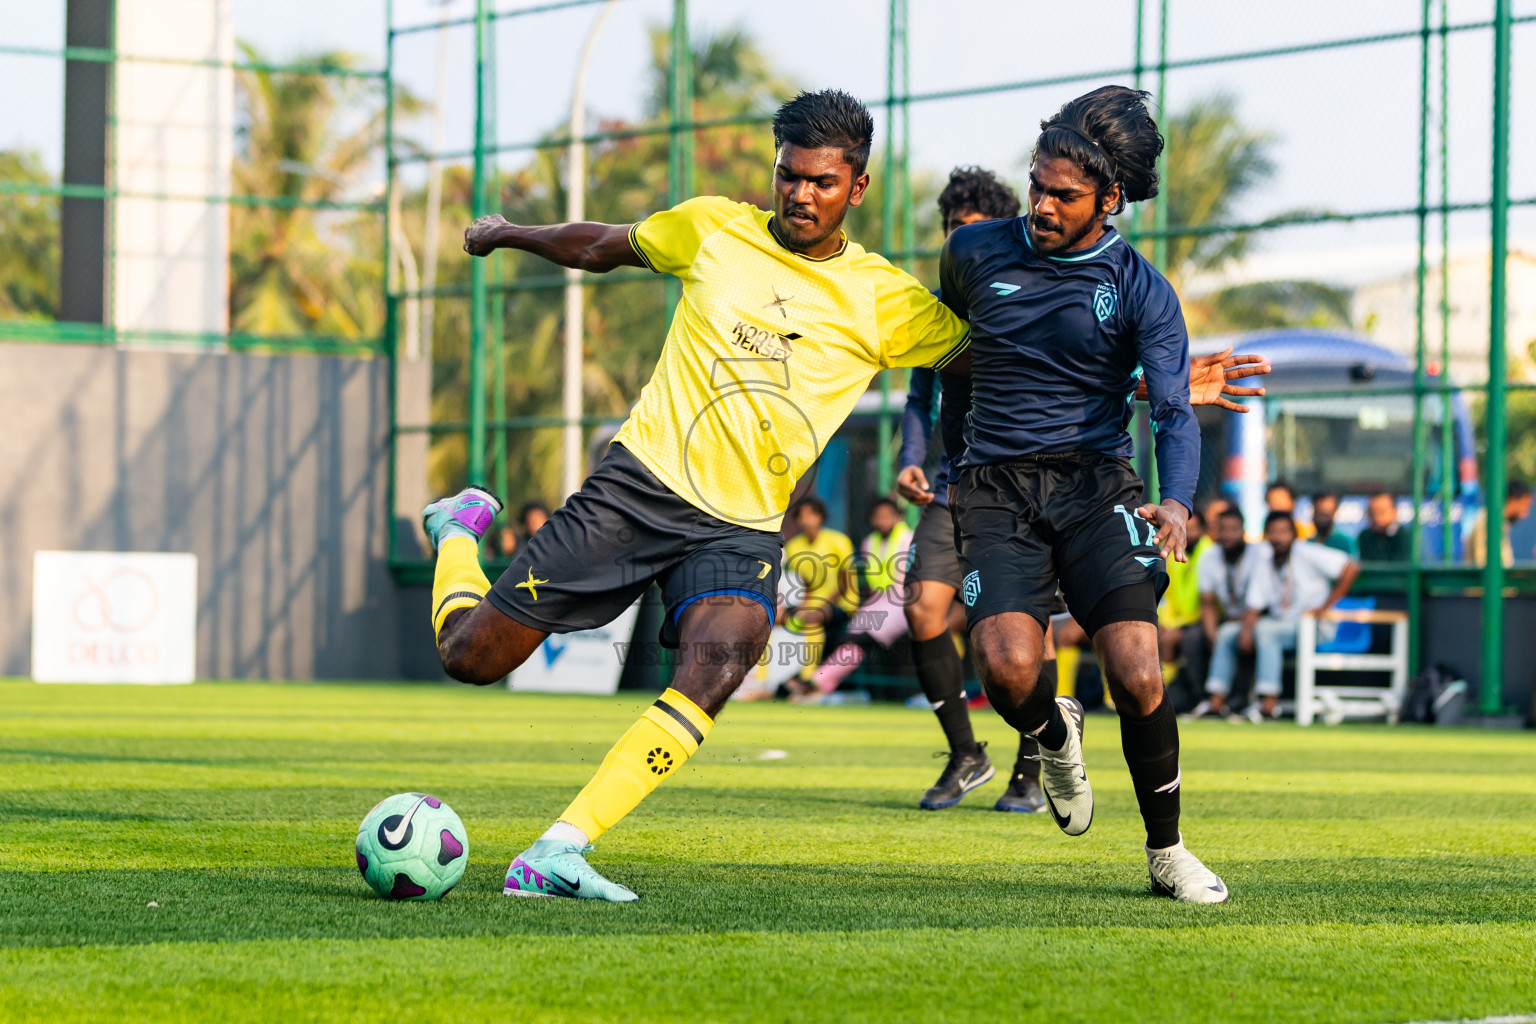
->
<box><xmin>1012</xmin><ymin>660</ymin><xmax>1054</xmax><ymax>779</ymax></box>
<box><xmin>540</xmin><ymin>820</ymin><xmax>589</xmax><ymax>846</ymax></box>
<box><xmin>1120</xmin><ymin>692</ymin><xmax>1181</xmax><ymax>850</ymax></box>
<box><xmin>912</xmin><ymin>634</ymin><xmax>977</xmax><ymax>754</ymax></box>
<box><xmin>1030</xmin><ymin>703</ymin><xmax>1069</xmax><ymax>751</ymax></box>
<box><xmin>431</xmin><ymin>536</ymin><xmax>491</xmax><ymax>640</ymax></box>
<box><xmin>558</xmin><ymin>687</ymin><xmax>713</xmax><ymax>840</ymax></box>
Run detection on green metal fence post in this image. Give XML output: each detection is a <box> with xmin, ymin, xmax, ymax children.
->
<box><xmin>383</xmin><ymin>0</ymin><xmax>398</xmax><ymax>563</ymax></box>
<box><xmin>468</xmin><ymin>0</ymin><xmax>490</xmax><ymax>493</ymax></box>
<box><xmin>1408</xmin><ymin>0</ymin><xmax>1432</xmax><ymax>673</ymax></box>
<box><xmin>1438</xmin><ymin>0</ymin><xmax>1454</xmax><ymax>562</ymax></box>
<box><xmin>1142</xmin><ymin>0</ymin><xmax>1169</xmax><ymax>503</ymax></box>
<box><xmin>1480</xmin><ymin>0</ymin><xmax>1512</xmax><ymax>713</ymax></box>
<box><xmin>876</xmin><ymin>0</ymin><xmax>905</xmax><ymax>499</ymax></box>
<box><xmin>664</xmin><ymin>0</ymin><xmax>691</xmax><ymax>322</ymax></box>
<box><xmin>486</xmin><ymin>18</ymin><xmax>508</xmax><ymax>513</ymax></box>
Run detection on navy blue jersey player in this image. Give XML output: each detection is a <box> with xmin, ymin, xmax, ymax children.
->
<box><xmin>939</xmin><ymin>86</ymin><xmax>1257</xmax><ymax>903</ymax></box>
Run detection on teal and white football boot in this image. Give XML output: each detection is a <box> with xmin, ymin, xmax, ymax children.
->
<box><xmin>422</xmin><ymin>486</ymin><xmax>502</xmax><ymax>548</ymax></box>
<box><xmin>503</xmin><ymin>839</ymin><xmax>639</xmax><ymax>902</ymax></box>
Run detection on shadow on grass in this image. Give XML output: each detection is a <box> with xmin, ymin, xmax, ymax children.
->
<box><xmin>3</xmin><ymin>855</ymin><xmax>1531</xmax><ymax>949</ymax></box>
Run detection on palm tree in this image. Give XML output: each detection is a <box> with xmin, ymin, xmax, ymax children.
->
<box><xmin>1136</xmin><ymin>93</ymin><xmax>1347</xmax><ymax>333</ymax></box>
<box><xmin>229</xmin><ymin>43</ymin><xmax>420</xmax><ymax>340</ymax></box>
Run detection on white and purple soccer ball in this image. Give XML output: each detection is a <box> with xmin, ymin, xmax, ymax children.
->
<box><xmin>355</xmin><ymin>792</ymin><xmax>468</xmax><ymax>901</ymax></box>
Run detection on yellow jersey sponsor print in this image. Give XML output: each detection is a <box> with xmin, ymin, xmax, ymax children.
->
<box><xmin>615</xmin><ymin>196</ymin><xmax>969</xmax><ymax>530</ymax></box>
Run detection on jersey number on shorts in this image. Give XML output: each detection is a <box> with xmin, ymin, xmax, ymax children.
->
<box><xmin>1112</xmin><ymin>504</ymin><xmax>1157</xmax><ymax>548</ymax></box>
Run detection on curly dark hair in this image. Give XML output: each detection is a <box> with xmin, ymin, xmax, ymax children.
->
<box><xmin>772</xmin><ymin>90</ymin><xmax>876</xmax><ymax>176</ymax></box>
<box><xmin>937</xmin><ymin>166</ymin><xmax>1022</xmax><ymax>223</ymax></box>
<box><xmin>1034</xmin><ymin>85</ymin><xmax>1164</xmax><ymax>214</ymax></box>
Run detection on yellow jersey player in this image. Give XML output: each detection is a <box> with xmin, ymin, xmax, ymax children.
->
<box><xmin>424</xmin><ymin>89</ymin><xmax>1265</xmax><ymax>902</ymax></box>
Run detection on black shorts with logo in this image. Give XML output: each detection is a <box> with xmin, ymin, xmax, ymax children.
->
<box><xmin>952</xmin><ymin>452</ymin><xmax>1168</xmax><ymax>631</ymax></box>
<box><xmin>487</xmin><ymin>443</ymin><xmax>782</xmax><ymax>647</ymax></box>
<box><xmin>907</xmin><ymin>500</ymin><xmax>964</xmax><ymax>589</ymax></box>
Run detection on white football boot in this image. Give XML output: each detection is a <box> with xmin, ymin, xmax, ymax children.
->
<box><xmin>1146</xmin><ymin>834</ymin><xmax>1230</xmax><ymax>903</ymax></box>
<box><xmin>1033</xmin><ymin>696</ymin><xmax>1094</xmax><ymax>836</ymax></box>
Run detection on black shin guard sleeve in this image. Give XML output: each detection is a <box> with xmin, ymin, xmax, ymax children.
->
<box><xmin>1012</xmin><ymin>661</ymin><xmax>1052</xmax><ymax>780</ymax></box>
<box><xmin>911</xmin><ymin>635</ymin><xmax>976</xmax><ymax>754</ymax></box>
<box><xmin>1120</xmin><ymin>693</ymin><xmax>1182</xmax><ymax>850</ymax></box>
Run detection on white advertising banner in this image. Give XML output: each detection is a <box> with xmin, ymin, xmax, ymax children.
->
<box><xmin>507</xmin><ymin>601</ymin><xmax>641</xmax><ymax>695</ymax></box>
<box><xmin>31</xmin><ymin>552</ymin><xmax>198</xmax><ymax>684</ymax></box>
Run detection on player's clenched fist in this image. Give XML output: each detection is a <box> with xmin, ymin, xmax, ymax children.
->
<box><xmin>464</xmin><ymin>214</ymin><xmax>512</xmax><ymax>257</ymax></box>
<box><xmin>895</xmin><ymin>465</ymin><xmax>934</xmax><ymax>505</ymax></box>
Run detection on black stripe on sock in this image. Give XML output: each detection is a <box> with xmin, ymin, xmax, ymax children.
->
<box><xmin>653</xmin><ymin>698</ymin><xmax>704</xmax><ymax>744</ymax></box>
<box><xmin>435</xmin><ymin>591</ymin><xmax>483</xmax><ymax>621</ymax></box>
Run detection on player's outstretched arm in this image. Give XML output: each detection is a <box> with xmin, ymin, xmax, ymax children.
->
<box><xmin>1134</xmin><ymin>347</ymin><xmax>1269</xmax><ymax>412</ymax></box>
<box><xmin>463</xmin><ymin>214</ymin><xmax>646</xmax><ymax>272</ymax></box>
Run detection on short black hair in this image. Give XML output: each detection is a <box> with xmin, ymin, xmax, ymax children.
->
<box><xmin>1311</xmin><ymin>490</ymin><xmax>1339</xmax><ymax>507</ymax></box>
<box><xmin>1370</xmin><ymin>490</ymin><xmax>1396</xmax><ymax>502</ymax></box>
<box><xmin>1264</xmin><ymin>509</ymin><xmax>1296</xmax><ymax>532</ymax></box>
<box><xmin>869</xmin><ymin>497</ymin><xmax>899</xmax><ymax>515</ymax></box>
<box><xmin>937</xmin><ymin>166</ymin><xmax>1021</xmax><ymax>223</ymax></box>
<box><xmin>517</xmin><ymin>500</ymin><xmax>549</xmax><ymax>521</ymax></box>
<box><xmin>1218</xmin><ymin>505</ymin><xmax>1245</xmax><ymax>525</ymax></box>
<box><xmin>1035</xmin><ymin>85</ymin><xmax>1163</xmax><ymax>214</ymax></box>
<box><xmin>772</xmin><ymin>90</ymin><xmax>875</xmax><ymax>177</ymax></box>
<box><xmin>1266</xmin><ymin>479</ymin><xmax>1294</xmax><ymax>499</ymax></box>
<box><xmin>794</xmin><ymin>495</ymin><xmax>827</xmax><ymax>520</ymax></box>
<box><xmin>1509</xmin><ymin>479</ymin><xmax>1532</xmax><ymax>500</ymax></box>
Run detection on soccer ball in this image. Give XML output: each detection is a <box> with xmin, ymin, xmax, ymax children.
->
<box><xmin>355</xmin><ymin>792</ymin><xmax>468</xmax><ymax>900</ymax></box>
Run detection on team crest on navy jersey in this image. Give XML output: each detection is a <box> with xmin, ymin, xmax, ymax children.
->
<box><xmin>1093</xmin><ymin>281</ymin><xmax>1117</xmax><ymax>322</ymax></box>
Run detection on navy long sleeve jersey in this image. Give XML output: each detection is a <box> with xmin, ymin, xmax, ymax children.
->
<box><xmin>899</xmin><ymin>366</ymin><xmax>949</xmax><ymax>508</ymax></box>
<box><xmin>937</xmin><ymin>220</ymin><xmax>1199</xmax><ymax>513</ymax></box>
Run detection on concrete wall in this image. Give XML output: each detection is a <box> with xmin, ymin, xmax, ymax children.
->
<box><xmin>0</xmin><ymin>342</ymin><xmax>403</xmax><ymax>680</ymax></box>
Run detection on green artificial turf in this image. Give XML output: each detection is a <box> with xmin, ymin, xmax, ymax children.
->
<box><xmin>2</xmin><ymin>678</ymin><xmax>1533</xmax><ymax>1023</ymax></box>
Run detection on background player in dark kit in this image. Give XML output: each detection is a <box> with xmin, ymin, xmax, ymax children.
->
<box><xmin>898</xmin><ymin>167</ymin><xmax>1046</xmax><ymax>813</ymax></box>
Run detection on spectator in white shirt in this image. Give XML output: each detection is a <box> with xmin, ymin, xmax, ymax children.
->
<box><xmin>1186</xmin><ymin>505</ymin><xmax>1267</xmax><ymax>718</ymax></box>
<box><xmin>1204</xmin><ymin>510</ymin><xmax>1360</xmax><ymax>722</ymax></box>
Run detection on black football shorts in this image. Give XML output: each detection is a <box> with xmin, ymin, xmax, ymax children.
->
<box><xmin>952</xmin><ymin>452</ymin><xmax>1168</xmax><ymax>631</ymax></box>
<box><xmin>907</xmin><ymin>500</ymin><xmax>964</xmax><ymax>590</ymax></box>
<box><xmin>487</xmin><ymin>443</ymin><xmax>782</xmax><ymax>647</ymax></box>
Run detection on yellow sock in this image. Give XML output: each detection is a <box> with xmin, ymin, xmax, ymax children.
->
<box><xmin>431</xmin><ymin>536</ymin><xmax>491</xmax><ymax>640</ymax></box>
<box><xmin>1056</xmin><ymin>645</ymin><xmax>1079</xmax><ymax>699</ymax></box>
<box><xmin>559</xmin><ymin>688</ymin><xmax>713</xmax><ymax>841</ymax></box>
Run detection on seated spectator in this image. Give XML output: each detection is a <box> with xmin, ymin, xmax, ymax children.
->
<box><xmin>1310</xmin><ymin>491</ymin><xmax>1357</xmax><ymax>558</ymax></box>
<box><xmin>780</xmin><ymin>497</ymin><xmax>858</xmax><ymax>697</ymax></box>
<box><xmin>1266</xmin><ymin>480</ymin><xmax>1314</xmax><ymax>539</ymax></box>
<box><xmin>1157</xmin><ymin>509</ymin><xmax>1210</xmax><ymax>685</ymax></box>
<box><xmin>1205</xmin><ymin>510</ymin><xmax>1361</xmax><ymax>722</ymax></box>
<box><xmin>1468</xmin><ymin>479</ymin><xmax>1533</xmax><ymax>568</ymax></box>
<box><xmin>1358</xmin><ymin>491</ymin><xmax>1410</xmax><ymax>562</ymax></box>
<box><xmin>809</xmin><ymin>498</ymin><xmax>914</xmax><ymax>696</ymax></box>
<box><xmin>1186</xmin><ymin>505</ymin><xmax>1264</xmax><ymax>719</ymax></box>
<box><xmin>498</xmin><ymin>500</ymin><xmax>552</xmax><ymax>557</ymax></box>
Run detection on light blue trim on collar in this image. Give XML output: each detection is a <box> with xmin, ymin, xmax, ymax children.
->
<box><xmin>1022</xmin><ymin>226</ymin><xmax>1123</xmax><ymax>262</ymax></box>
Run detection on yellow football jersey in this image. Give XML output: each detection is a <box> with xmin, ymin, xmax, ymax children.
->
<box><xmin>612</xmin><ymin>196</ymin><xmax>969</xmax><ymax>531</ymax></box>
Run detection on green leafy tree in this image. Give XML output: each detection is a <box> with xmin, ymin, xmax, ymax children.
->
<box><xmin>229</xmin><ymin>44</ymin><xmax>419</xmax><ymax>340</ymax></box>
<box><xmin>1121</xmin><ymin>93</ymin><xmax>1346</xmax><ymax>334</ymax></box>
<box><xmin>0</xmin><ymin>150</ymin><xmax>60</xmax><ymax>320</ymax></box>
